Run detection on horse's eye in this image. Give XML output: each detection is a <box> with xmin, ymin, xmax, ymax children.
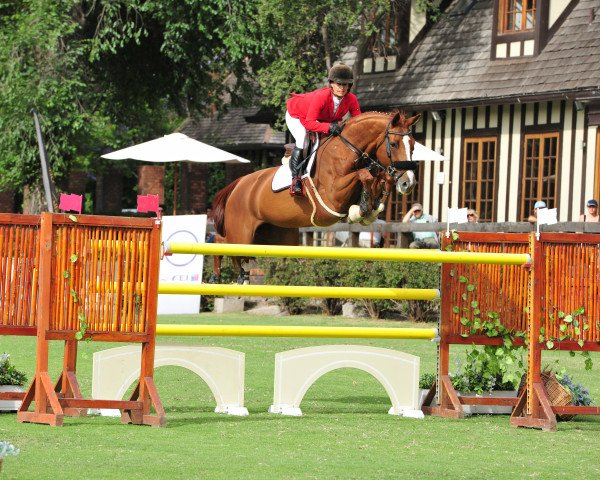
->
<box><xmin>390</xmin><ymin>142</ymin><xmax>398</xmax><ymax>149</ymax></box>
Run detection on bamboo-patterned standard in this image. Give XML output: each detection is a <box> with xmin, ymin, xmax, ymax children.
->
<box><xmin>49</xmin><ymin>222</ymin><xmax>152</xmax><ymax>336</ymax></box>
<box><xmin>539</xmin><ymin>233</ymin><xmax>600</xmax><ymax>344</ymax></box>
<box><xmin>444</xmin><ymin>233</ymin><xmax>530</xmax><ymax>337</ymax></box>
<box><xmin>0</xmin><ymin>215</ymin><xmax>40</xmax><ymax>333</ymax></box>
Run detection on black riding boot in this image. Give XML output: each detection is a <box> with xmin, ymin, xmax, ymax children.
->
<box><xmin>289</xmin><ymin>147</ymin><xmax>304</xmax><ymax>197</ymax></box>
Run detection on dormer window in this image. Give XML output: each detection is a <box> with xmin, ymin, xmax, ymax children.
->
<box><xmin>499</xmin><ymin>0</ymin><xmax>536</xmax><ymax>33</ymax></box>
<box><xmin>362</xmin><ymin>3</ymin><xmax>409</xmax><ymax>74</ymax></box>
<box><xmin>492</xmin><ymin>0</ymin><xmax>577</xmax><ymax>60</ymax></box>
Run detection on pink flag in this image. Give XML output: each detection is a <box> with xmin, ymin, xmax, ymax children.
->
<box><xmin>137</xmin><ymin>194</ymin><xmax>160</xmax><ymax>214</ymax></box>
<box><xmin>59</xmin><ymin>193</ymin><xmax>82</xmax><ymax>214</ymax></box>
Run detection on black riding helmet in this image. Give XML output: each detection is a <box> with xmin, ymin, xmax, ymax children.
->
<box><xmin>328</xmin><ymin>64</ymin><xmax>354</xmax><ymax>90</ymax></box>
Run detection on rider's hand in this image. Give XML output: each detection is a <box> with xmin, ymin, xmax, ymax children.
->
<box><xmin>328</xmin><ymin>122</ymin><xmax>342</xmax><ymax>136</ymax></box>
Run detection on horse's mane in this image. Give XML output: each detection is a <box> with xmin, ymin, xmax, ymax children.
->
<box><xmin>345</xmin><ymin>109</ymin><xmax>407</xmax><ymax>127</ymax></box>
<box><xmin>212</xmin><ymin>177</ymin><xmax>242</xmax><ymax>237</ymax></box>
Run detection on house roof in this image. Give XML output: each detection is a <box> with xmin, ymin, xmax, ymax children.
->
<box><xmin>178</xmin><ymin>107</ymin><xmax>286</xmax><ymax>150</ymax></box>
<box><xmin>356</xmin><ymin>0</ymin><xmax>600</xmax><ymax>110</ymax></box>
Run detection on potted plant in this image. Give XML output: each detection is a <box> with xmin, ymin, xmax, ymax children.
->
<box><xmin>0</xmin><ymin>353</ymin><xmax>27</xmax><ymax>411</ymax></box>
<box><xmin>450</xmin><ymin>344</ymin><xmax>524</xmax><ymax>415</ymax></box>
<box><xmin>0</xmin><ymin>441</ymin><xmax>19</xmax><ymax>472</ymax></box>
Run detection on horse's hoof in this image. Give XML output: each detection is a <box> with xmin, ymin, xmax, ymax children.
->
<box><xmin>348</xmin><ymin>204</ymin><xmax>363</xmax><ymax>223</ymax></box>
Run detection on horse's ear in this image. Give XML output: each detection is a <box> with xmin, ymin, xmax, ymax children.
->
<box><xmin>406</xmin><ymin>113</ymin><xmax>421</xmax><ymax>127</ymax></box>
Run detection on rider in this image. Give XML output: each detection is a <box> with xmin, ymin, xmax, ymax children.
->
<box><xmin>285</xmin><ymin>63</ymin><xmax>362</xmax><ymax>196</ymax></box>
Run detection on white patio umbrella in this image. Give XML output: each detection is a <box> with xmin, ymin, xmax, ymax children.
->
<box><xmin>101</xmin><ymin>133</ymin><xmax>250</xmax><ymax>213</ymax></box>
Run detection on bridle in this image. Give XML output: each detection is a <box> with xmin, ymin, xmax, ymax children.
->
<box><xmin>329</xmin><ymin>118</ymin><xmax>418</xmax><ymax>182</ymax></box>
<box><xmin>303</xmin><ymin>114</ymin><xmax>418</xmax><ymax>225</ymax></box>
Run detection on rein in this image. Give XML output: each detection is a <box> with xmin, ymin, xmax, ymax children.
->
<box><xmin>335</xmin><ymin>120</ymin><xmax>413</xmax><ymax>179</ymax></box>
<box><xmin>303</xmin><ymin>115</ymin><xmax>417</xmax><ymax>224</ymax></box>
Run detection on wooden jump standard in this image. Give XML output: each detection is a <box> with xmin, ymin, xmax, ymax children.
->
<box><xmin>15</xmin><ymin>213</ymin><xmax>165</xmax><ymax>427</ymax></box>
<box><xmin>0</xmin><ymin>215</ymin><xmax>40</xmax><ymax>405</ymax></box>
<box><xmin>422</xmin><ymin>231</ymin><xmax>600</xmax><ymax>431</ymax></box>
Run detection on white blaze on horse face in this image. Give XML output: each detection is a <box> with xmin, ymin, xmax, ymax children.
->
<box><xmin>402</xmin><ymin>135</ymin><xmax>412</xmax><ymax>161</ymax></box>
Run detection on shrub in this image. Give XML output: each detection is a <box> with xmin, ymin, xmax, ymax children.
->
<box><xmin>555</xmin><ymin>372</ymin><xmax>593</xmax><ymax>406</ymax></box>
<box><xmin>255</xmin><ymin>257</ymin><xmax>440</xmax><ymax>318</ymax></box>
<box><xmin>0</xmin><ymin>354</ymin><xmax>27</xmax><ymax>386</ymax></box>
<box><xmin>419</xmin><ymin>372</ymin><xmax>436</xmax><ymax>389</ymax></box>
<box><xmin>450</xmin><ymin>344</ymin><xmax>525</xmax><ymax>394</ymax></box>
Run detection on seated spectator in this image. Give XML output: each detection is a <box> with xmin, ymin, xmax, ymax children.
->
<box><xmin>402</xmin><ymin>203</ymin><xmax>439</xmax><ymax>249</ymax></box>
<box><xmin>467</xmin><ymin>209</ymin><xmax>479</xmax><ymax>223</ymax></box>
<box><xmin>528</xmin><ymin>200</ymin><xmax>546</xmax><ymax>223</ymax></box>
<box><xmin>579</xmin><ymin>199</ymin><xmax>599</xmax><ymax>222</ymax></box>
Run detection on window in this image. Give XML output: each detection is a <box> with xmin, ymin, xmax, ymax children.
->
<box><xmin>461</xmin><ymin>137</ymin><xmax>497</xmax><ymax>221</ymax></box>
<box><xmin>362</xmin><ymin>1</ymin><xmax>410</xmax><ymax>73</ymax></box>
<box><xmin>499</xmin><ymin>0</ymin><xmax>536</xmax><ymax>34</ymax></box>
<box><xmin>520</xmin><ymin>132</ymin><xmax>559</xmax><ymax>219</ymax></box>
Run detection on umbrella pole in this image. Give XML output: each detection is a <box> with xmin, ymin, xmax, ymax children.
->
<box><xmin>173</xmin><ymin>164</ymin><xmax>178</xmax><ymax>215</ymax></box>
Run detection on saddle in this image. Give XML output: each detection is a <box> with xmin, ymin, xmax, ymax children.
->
<box><xmin>272</xmin><ymin>133</ymin><xmax>319</xmax><ymax>192</ymax></box>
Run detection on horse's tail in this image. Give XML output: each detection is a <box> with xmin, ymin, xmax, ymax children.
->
<box><xmin>212</xmin><ymin>178</ymin><xmax>242</xmax><ymax>237</ymax></box>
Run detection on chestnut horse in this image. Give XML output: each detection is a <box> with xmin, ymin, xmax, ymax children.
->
<box><xmin>210</xmin><ymin>110</ymin><xmax>420</xmax><ymax>282</ymax></box>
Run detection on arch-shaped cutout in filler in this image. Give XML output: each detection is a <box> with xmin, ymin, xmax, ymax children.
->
<box><xmin>92</xmin><ymin>345</ymin><xmax>248</xmax><ymax>417</ymax></box>
<box><xmin>268</xmin><ymin>345</ymin><xmax>422</xmax><ymax>418</ymax></box>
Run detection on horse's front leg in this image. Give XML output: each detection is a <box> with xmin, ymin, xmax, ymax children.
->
<box><xmin>361</xmin><ymin>176</ymin><xmax>392</xmax><ymax>225</ymax></box>
<box><xmin>348</xmin><ymin>169</ymin><xmax>377</xmax><ymax>223</ymax></box>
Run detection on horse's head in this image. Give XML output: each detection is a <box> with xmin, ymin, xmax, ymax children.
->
<box><xmin>316</xmin><ymin>110</ymin><xmax>421</xmax><ymax>225</ymax></box>
<box><xmin>375</xmin><ymin>110</ymin><xmax>420</xmax><ymax>196</ymax></box>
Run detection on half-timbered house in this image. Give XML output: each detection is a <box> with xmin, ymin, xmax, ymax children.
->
<box><xmin>352</xmin><ymin>0</ymin><xmax>600</xmax><ymax>222</ymax></box>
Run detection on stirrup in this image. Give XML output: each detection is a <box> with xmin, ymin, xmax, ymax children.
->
<box><xmin>289</xmin><ymin>177</ymin><xmax>304</xmax><ymax>197</ymax></box>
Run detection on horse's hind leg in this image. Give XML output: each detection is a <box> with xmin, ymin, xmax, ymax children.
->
<box><xmin>208</xmin><ymin>255</ymin><xmax>222</xmax><ymax>284</ymax></box>
<box><xmin>237</xmin><ymin>267</ymin><xmax>250</xmax><ymax>285</ymax></box>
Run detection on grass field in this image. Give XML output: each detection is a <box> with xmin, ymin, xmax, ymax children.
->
<box><xmin>1</xmin><ymin>312</ymin><xmax>599</xmax><ymax>479</ymax></box>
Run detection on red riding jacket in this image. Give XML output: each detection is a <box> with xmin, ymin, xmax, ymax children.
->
<box><xmin>286</xmin><ymin>87</ymin><xmax>361</xmax><ymax>135</ymax></box>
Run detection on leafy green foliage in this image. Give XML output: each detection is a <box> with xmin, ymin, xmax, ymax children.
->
<box><xmin>451</xmin><ymin>345</ymin><xmax>524</xmax><ymax>394</ymax></box>
<box><xmin>419</xmin><ymin>372</ymin><xmax>435</xmax><ymax>389</ymax></box>
<box><xmin>0</xmin><ymin>1</ymin><xmax>443</xmax><ymax>211</ymax></box>
<box><xmin>256</xmin><ymin>257</ymin><xmax>439</xmax><ymax>319</ymax></box>
<box><xmin>543</xmin><ymin>306</ymin><xmax>593</xmax><ymax>370</ymax></box>
<box><xmin>452</xmin><ymin>277</ymin><xmax>527</xmax><ymax>393</ymax></box>
<box><xmin>0</xmin><ymin>354</ymin><xmax>27</xmax><ymax>386</ymax></box>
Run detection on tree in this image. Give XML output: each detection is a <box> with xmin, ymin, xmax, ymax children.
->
<box><xmin>251</xmin><ymin>0</ymin><xmax>392</xmax><ymax>128</ymax></box>
<box><xmin>0</xmin><ymin>0</ymin><xmax>265</xmax><ymax>212</ymax></box>
<box><xmin>0</xmin><ymin>0</ymin><xmax>439</xmax><ymax>212</ymax></box>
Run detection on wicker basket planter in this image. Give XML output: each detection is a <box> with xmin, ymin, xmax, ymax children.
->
<box><xmin>541</xmin><ymin>371</ymin><xmax>574</xmax><ymax>421</ymax></box>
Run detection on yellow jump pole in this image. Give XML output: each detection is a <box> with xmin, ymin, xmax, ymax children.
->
<box><xmin>156</xmin><ymin>324</ymin><xmax>438</xmax><ymax>340</ymax></box>
<box><xmin>158</xmin><ymin>283</ymin><xmax>439</xmax><ymax>300</ymax></box>
<box><xmin>163</xmin><ymin>242</ymin><xmax>531</xmax><ymax>266</ymax></box>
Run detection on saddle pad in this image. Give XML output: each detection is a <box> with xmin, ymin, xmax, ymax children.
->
<box><xmin>271</xmin><ymin>138</ymin><xmax>319</xmax><ymax>193</ymax></box>
<box><xmin>272</xmin><ymin>163</ymin><xmax>292</xmax><ymax>192</ymax></box>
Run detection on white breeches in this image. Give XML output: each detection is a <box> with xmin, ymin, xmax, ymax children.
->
<box><xmin>285</xmin><ymin>111</ymin><xmax>306</xmax><ymax>147</ymax></box>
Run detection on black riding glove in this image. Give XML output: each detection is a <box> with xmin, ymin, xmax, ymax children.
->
<box><xmin>328</xmin><ymin>122</ymin><xmax>342</xmax><ymax>136</ymax></box>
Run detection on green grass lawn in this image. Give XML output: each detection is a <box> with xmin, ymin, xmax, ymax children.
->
<box><xmin>1</xmin><ymin>312</ymin><xmax>600</xmax><ymax>479</ymax></box>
